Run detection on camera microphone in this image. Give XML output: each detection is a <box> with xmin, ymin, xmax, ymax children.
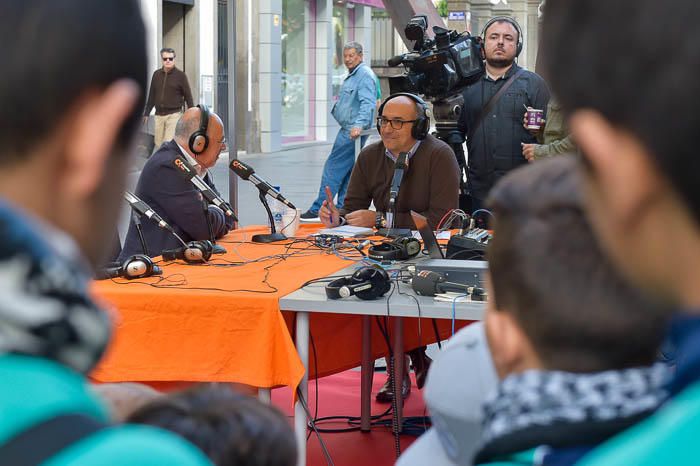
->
<box><xmin>388</xmin><ymin>55</ymin><xmax>405</xmax><ymax>67</ymax></box>
<box><xmin>387</xmin><ymin>53</ymin><xmax>418</xmax><ymax>67</ymax></box>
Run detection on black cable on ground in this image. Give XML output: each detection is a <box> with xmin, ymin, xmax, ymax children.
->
<box><xmin>296</xmin><ymin>386</ymin><xmax>334</xmax><ymax>466</ymax></box>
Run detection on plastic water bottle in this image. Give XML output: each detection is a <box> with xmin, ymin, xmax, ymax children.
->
<box><xmin>269</xmin><ymin>186</ymin><xmax>285</xmax><ymax>232</ymax></box>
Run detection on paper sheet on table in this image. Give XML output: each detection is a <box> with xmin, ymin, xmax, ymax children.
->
<box><xmin>434</xmin><ymin>292</ymin><xmax>472</xmax><ymax>303</ymax></box>
<box><xmin>317</xmin><ymin>225</ymin><xmax>374</xmax><ymax>237</ymax></box>
<box><xmin>412</xmin><ymin>230</ymin><xmax>452</xmax><ymax>240</ymax></box>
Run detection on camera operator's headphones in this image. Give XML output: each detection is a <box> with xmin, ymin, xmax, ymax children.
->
<box><xmin>325</xmin><ymin>266</ymin><xmax>391</xmax><ymax>300</ymax></box>
<box><xmin>95</xmin><ymin>255</ymin><xmax>162</xmax><ymax>280</ymax></box>
<box><xmin>188</xmin><ymin>104</ymin><xmax>210</xmax><ymax>155</ymax></box>
<box><xmin>162</xmin><ymin>240</ymin><xmax>214</xmax><ymax>264</ymax></box>
<box><xmin>480</xmin><ymin>16</ymin><xmax>523</xmax><ymax>58</ymax></box>
<box><xmin>377</xmin><ymin>93</ymin><xmax>431</xmax><ymax>140</ymax></box>
<box><xmin>367</xmin><ymin>237</ymin><xmax>421</xmax><ymax>262</ymax></box>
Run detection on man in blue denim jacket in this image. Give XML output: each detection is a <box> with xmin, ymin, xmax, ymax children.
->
<box><xmin>301</xmin><ymin>42</ymin><xmax>378</xmax><ymax>220</ymax></box>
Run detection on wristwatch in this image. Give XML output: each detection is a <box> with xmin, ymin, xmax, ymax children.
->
<box><xmin>375</xmin><ymin>212</ymin><xmax>387</xmax><ymax>229</ymax></box>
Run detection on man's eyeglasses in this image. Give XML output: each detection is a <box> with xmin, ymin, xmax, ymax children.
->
<box><xmin>377</xmin><ymin>117</ymin><xmax>417</xmax><ymax>130</ymax></box>
<box><xmin>162</xmin><ymin>56</ymin><xmax>175</xmax><ymax>62</ymax></box>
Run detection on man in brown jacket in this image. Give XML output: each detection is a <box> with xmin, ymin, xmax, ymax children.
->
<box><xmin>143</xmin><ymin>47</ymin><xmax>194</xmax><ymax>150</ymax></box>
<box><xmin>320</xmin><ymin>94</ymin><xmax>459</xmax><ymax>231</ymax></box>
<box><xmin>320</xmin><ymin>94</ymin><xmax>460</xmax><ymax>403</ymax></box>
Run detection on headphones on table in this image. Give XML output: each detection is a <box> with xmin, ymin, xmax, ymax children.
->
<box><xmin>325</xmin><ymin>266</ymin><xmax>391</xmax><ymax>300</ymax></box>
<box><xmin>376</xmin><ymin>93</ymin><xmax>431</xmax><ymax>140</ymax></box>
<box><xmin>188</xmin><ymin>104</ymin><xmax>210</xmax><ymax>154</ymax></box>
<box><xmin>367</xmin><ymin>237</ymin><xmax>421</xmax><ymax>262</ymax></box>
<box><xmin>162</xmin><ymin>240</ymin><xmax>214</xmax><ymax>264</ymax></box>
<box><xmin>480</xmin><ymin>16</ymin><xmax>523</xmax><ymax>58</ymax></box>
<box><xmin>95</xmin><ymin>255</ymin><xmax>162</xmax><ymax>280</ymax></box>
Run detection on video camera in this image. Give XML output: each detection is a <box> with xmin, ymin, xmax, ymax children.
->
<box><xmin>388</xmin><ymin>15</ymin><xmax>484</xmax><ymax>99</ymax></box>
<box><xmin>387</xmin><ymin>16</ymin><xmax>484</xmax><ymax>211</ymax></box>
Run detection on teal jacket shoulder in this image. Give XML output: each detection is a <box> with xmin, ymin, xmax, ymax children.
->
<box><xmin>579</xmin><ymin>381</ymin><xmax>700</xmax><ymax>466</ymax></box>
<box><xmin>0</xmin><ymin>355</ymin><xmax>211</xmax><ymax>466</ymax></box>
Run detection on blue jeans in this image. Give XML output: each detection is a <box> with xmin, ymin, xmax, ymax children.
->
<box><xmin>309</xmin><ymin>129</ymin><xmax>368</xmax><ymax>213</ymax></box>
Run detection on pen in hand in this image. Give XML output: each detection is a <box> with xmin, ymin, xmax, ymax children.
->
<box><xmin>324</xmin><ymin>186</ymin><xmax>335</xmax><ymax>225</ymax></box>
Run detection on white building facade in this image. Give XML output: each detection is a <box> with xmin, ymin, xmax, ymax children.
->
<box><xmin>139</xmin><ymin>0</ymin><xmax>380</xmax><ymax>154</ymax></box>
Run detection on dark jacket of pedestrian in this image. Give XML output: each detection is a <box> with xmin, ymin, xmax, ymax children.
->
<box><xmin>144</xmin><ymin>67</ymin><xmax>194</xmax><ymax>116</ymax></box>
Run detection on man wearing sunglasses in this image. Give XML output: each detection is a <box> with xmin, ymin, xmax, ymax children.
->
<box><xmin>143</xmin><ymin>48</ymin><xmax>194</xmax><ymax>151</ymax></box>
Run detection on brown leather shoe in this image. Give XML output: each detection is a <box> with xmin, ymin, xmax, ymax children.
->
<box><xmin>408</xmin><ymin>347</ymin><xmax>432</xmax><ymax>390</ymax></box>
<box><xmin>375</xmin><ymin>357</ymin><xmax>411</xmax><ymax>403</ymax></box>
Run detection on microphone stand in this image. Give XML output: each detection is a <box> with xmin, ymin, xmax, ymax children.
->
<box><xmin>252</xmin><ymin>190</ymin><xmax>287</xmax><ymax>243</ymax></box>
<box><xmin>378</xmin><ymin>190</ymin><xmax>411</xmax><ymax>239</ymax></box>
<box><xmin>202</xmin><ymin>197</ymin><xmax>227</xmax><ymax>254</ymax></box>
<box><xmin>131</xmin><ymin>210</ymin><xmax>150</xmax><ymax>257</ymax></box>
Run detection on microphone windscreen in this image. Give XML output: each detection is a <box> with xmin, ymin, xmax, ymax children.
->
<box><xmin>229</xmin><ymin>159</ymin><xmax>255</xmax><ymax>180</ymax></box>
<box><xmin>387</xmin><ymin>55</ymin><xmax>404</xmax><ymax>67</ymax></box>
<box><xmin>411</xmin><ymin>270</ymin><xmax>444</xmax><ymax>296</ymax></box>
<box><xmin>173</xmin><ymin>157</ymin><xmax>196</xmax><ymax>179</ymax></box>
<box><xmin>396</xmin><ymin>152</ymin><xmax>408</xmax><ymax>169</ymax></box>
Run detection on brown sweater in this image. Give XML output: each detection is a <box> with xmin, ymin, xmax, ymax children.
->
<box><xmin>341</xmin><ymin>134</ymin><xmax>460</xmax><ymax>229</ymax></box>
<box><xmin>144</xmin><ymin>67</ymin><xmax>194</xmax><ymax>116</ymax></box>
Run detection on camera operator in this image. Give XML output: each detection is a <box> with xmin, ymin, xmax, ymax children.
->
<box><xmin>458</xmin><ymin>16</ymin><xmax>549</xmax><ymax>211</ymax></box>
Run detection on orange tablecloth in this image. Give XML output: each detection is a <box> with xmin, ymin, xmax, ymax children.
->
<box><xmin>91</xmin><ymin>224</ymin><xmax>467</xmax><ymax>389</ymax></box>
<box><xmin>91</xmin><ymin>225</ymin><xmax>350</xmax><ymax>389</ymax></box>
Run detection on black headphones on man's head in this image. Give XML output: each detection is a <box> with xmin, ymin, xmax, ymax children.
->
<box><xmin>95</xmin><ymin>255</ymin><xmax>162</xmax><ymax>280</ymax></box>
<box><xmin>481</xmin><ymin>16</ymin><xmax>523</xmax><ymax>58</ymax></box>
<box><xmin>188</xmin><ymin>104</ymin><xmax>210</xmax><ymax>154</ymax></box>
<box><xmin>377</xmin><ymin>93</ymin><xmax>431</xmax><ymax>140</ymax></box>
<box><xmin>325</xmin><ymin>266</ymin><xmax>391</xmax><ymax>300</ymax></box>
<box><xmin>367</xmin><ymin>237</ymin><xmax>421</xmax><ymax>262</ymax></box>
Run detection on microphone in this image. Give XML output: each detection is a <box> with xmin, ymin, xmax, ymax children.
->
<box><xmin>124</xmin><ymin>191</ymin><xmax>188</xmax><ymax>248</ymax></box>
<box><xmin>124</xmin><ymin>191</ymin><xmax>169</xmax><ymax>230</ymax></box>
<box><xmin>387</xmin><ymin>53</ymin><xmax>417</xmax><ymax>67</ymax></box>
<box><xmin>173</xmin><ymin>157</ymin><xmax>238</xmax><ymax>220</ymax></box>
<box><xmin>389</xmin><ymin>152</ymin><xmax>408</xmax><ymax>211</ymax></box>
<box><xmin>412</xmin><ymin>270</ymin><xmax>475</xmax><ymax>297</ymax></box>
<box><xmin>229</xmin><ymin>159</ymin><xmax>296</xmax><ymax>210</ymax></box>
<box><xmin>387</xmin><ymin>55</ymin><xmax>405</xmax><ymax>67</ymax></box>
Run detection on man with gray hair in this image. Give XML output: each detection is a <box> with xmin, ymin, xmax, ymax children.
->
<box><xmin>120</xmin><ymin>106</ymin><xmax>233</xmax><ymax>258</ymax></box>
<box><xmin>301</xmin><ymin>41</ymin><xmax>378</xmax><ymax>220</ymax></box>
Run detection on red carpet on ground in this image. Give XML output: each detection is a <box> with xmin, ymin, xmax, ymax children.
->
<box><xmin>272</xmin><ymin>370</ymin><xmax>428</xmax><ymax>466</ymax></box>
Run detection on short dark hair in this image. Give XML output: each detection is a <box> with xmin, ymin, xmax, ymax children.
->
<box><xmin>0</xmin><ymin>1</ymin><xmax>147</xmax><ymax>166</ymax></box>
<box><xmin>487</xmin><ymin>156</ymin><xmax>668</xmax><ymax>372</ymax></box>
<box><xmin>127</xmin><ymin>384</ymin><xmax>297</xmax><ymax>466</ymax></box>
<box><xmin>160</xmin><ymin>47</ymin><xmax>176</xmax><ymax>57</ymax></box>
<box><xmin>482</xmin><ymin>17</ymin><xmax>521</xmax><ymax>42</ymax></box>
<box><xmin>541</xmin><ymin>0</ymin><xmax>700</xmax><ymax>223</ymax></box>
